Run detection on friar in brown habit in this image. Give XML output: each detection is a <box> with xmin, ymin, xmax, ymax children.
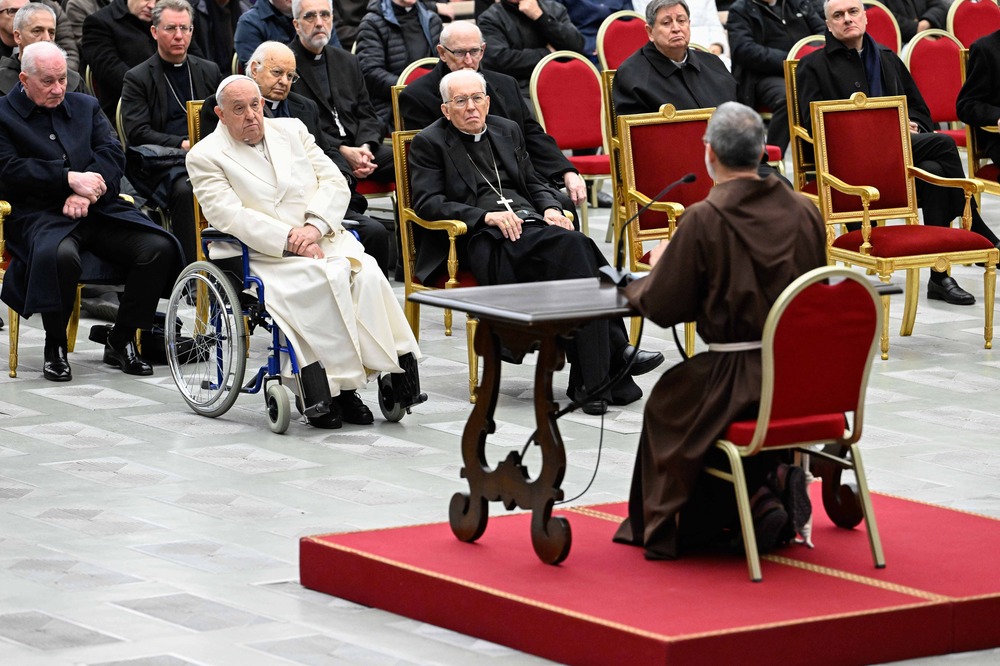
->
<box><xmin>613</xmin><ymin>102</ymin><xmax>827</xmax><ymax>560</ymax></box>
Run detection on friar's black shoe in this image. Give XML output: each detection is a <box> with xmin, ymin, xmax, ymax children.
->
<box><xmin>43</xmin><ymin>343</ymin><xmax>72</xmax><ymax>382</ymax></box>
<box><xmin>619</xmin><ymin>345</ymin><xmax>665</xmax><ymax>376</ymax></box>
<box><xmin>103</xmin><ymin>338</ymin><xmax>153</xmax><ymax>375</ymax></box>
<box><xmin>927</xmin><ymin>276</ymin><xmax>975</xmax><ymax>306</ymax></box>
<box><xmin>335</xmin><ymin>389</ymin><xmax>374</xmax><ymax>425</ymax></box>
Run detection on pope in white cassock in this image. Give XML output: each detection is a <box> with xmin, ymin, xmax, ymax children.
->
<box><xmin>186</xmin><ymin>75</ymin><xmax>421</xmax><ymax>429</ymax></box>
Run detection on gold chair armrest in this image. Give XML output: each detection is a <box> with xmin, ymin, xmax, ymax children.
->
<box><xmin>909</xmin><ymin>166</ymin><xmax>984</xmax><ymax>195</ymax></box>
<box><xmin>820</xmin><ymin>173</ymin><xmax>880</xmax><ymax>204</ymax></box>
<box><xmin>0</xmin><ymin>200</ymin><xmax>9</xmax><ymax>218</ymax></box>
<box><xmin>792</xmin><ymin>125</ymin><xmax>814</xmax><ymax>144</ymax></box>
<box><xmin>982</xmin><ymin>125</ymin><xmax>999</xmax><ymax>134</ymax></box>
<box><xmin>626</xmin><ymin>189</ymin><xmax>684</xmax><ymax>219</ymax></box>
<box><xmin>119</xmin><ymin>193</ymin><xmax>135</xmax><ymax>204</ymax></box>
<box><xmin>404</xmin><ymin>209</ymin><xmax>468</xmax><ymax>236</ymax></box>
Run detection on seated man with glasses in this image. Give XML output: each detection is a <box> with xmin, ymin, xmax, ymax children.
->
<box><xmin>201</xmin><ymin>41</ymin><xmax>393</xmax><ymax>273</ymax></box>
<box><xmin>120</xmin><ymin>0</ymin><xmax>222</xmax><ymax>266</ymax></box>
<box><xmin>408</xmin><ymin>69</ymin><xmax>665</xmax><ymax>415</ymax></box>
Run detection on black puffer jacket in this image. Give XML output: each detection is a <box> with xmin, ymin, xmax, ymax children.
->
<box><xmin>356</xmin><ymin>0</ymin><xmax>441</xmax><ymax>132</ymax></box>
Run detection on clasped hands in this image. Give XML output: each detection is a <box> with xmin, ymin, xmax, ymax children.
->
<box><xmin>287</xmin><ymin>223</ymin><xmax>325</xmax><ymax>259</ymax></box>
<box><xmin>63</xmin><ymin>170</ymin><xmax>107</xmax><ymax>219</ymax></box>
<box><xmin>485</xmin><ymin>208</ymin><xmax>572</xmax><ymax>241</ymax></box>
<box><xmin>340</xmin><ymin>144</ymin><xmax>377</xmax><ymax>178</ymax></box>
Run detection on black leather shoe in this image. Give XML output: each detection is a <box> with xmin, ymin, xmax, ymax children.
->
<box><xmin>43</xmin><ymin>343</ymin><xmax>72</xmax><ymax>382</ymax></box>
<box><xmin>103</xmin><ymin>338</ymin><xmax>153</xmax><ymax>375</ymax></box>
<box><xmin>569</xmin><ymin>385</ymin><xmax>609</xmax><ymax>416</ymax></box>
<box><xmin>307</xmin><ymin>406</ymin><xmax>343</xmax><ymax>429</ymax></box>
<box><xmin>596</xmin><ymin>191</ymin><xmax>614</xmax><ymax>208</ymax></box>
<box><xmin>619</xmin><ymin>345</ymin><xmax>665</xmax><ymax>376</ymax></box>
<box><xmin>927</xmin><ymin>276</ymin><xmax>975</xmax><ymax>306</ymax></box>
<box><xmin>335</xmin><ymin>390</ymin><xmax>374</xmax><ymax>425</ymax></box>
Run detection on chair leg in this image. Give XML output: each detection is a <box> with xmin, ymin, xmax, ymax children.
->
<box><xmin>849</xmin><ymin>442</ymin><xmax>886</xmax><ymax>569</ymax></box>
<box><xmin>628</xmin><ymin>315</ymin><xmax>641</xmax><ymax>346</ymax></box>
<box><xmin>66</xmin><ymin>285</ymin><xmax>83</xmax><ymax>353</ymax></box>
<box><xmin>984</xmin><ymin>265</ymin><xmax>995</xmax><ymax>350</ymax></box>
<box><xmin>720</xmin><ymin>444</ymin><xmax>763</xmax><ymax>582</ymax></box>
<box><xmin>8</xmin><ymin>307</ymin><xmax>18</xmax><ymax>378</ymax></box>
<box><xmin>466</xmin><ymin>315</ymin><xmax>478</xmax><ymax>404</ymax></box>
<box><xmin>684</xmin><ymin>322</ymin><xmax>695</xmax><ymax>357</ymax></box>
<box><xmin>579</xmin><ymin>198</ymin><xmax>589</xmax><ymax>237</ymax></box>
<box><xmin>404</xmin><ymin>299</ymin><xmax>421</xmax><ymax>342</ymax></box>
<box><xmin>879</xmin><ymin>293</ymin><xmax>890</xmax><ymax>360</ymax></box>
<box><xmin>444</xmin><ymin>307</ymin><xmax>453</xmax><ymax>337</ymax></box>
<box><xmin>899</xmin><ymin>269</ymin><xmax>919</xmax><ymax>337</ymax></box>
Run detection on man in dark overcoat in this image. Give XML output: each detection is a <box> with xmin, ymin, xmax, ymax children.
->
<box><xmin>613</xmin><ymin>101</ymin><xmax>827</xmax><ymax>561</ymax></box>
<box><xmin>0</xmin><ymin>42</ymin><xmax>181</xmax><ymax>381</ymax></box>
<box><xmin>408</xmin><ymin>69</ymin><xmax>664</xmax><ymax>415</ymax></box>
<box><xmin>957</xmin><ymin>28</ymin><xmax>1000</xmax><ymax>172</ymax></box>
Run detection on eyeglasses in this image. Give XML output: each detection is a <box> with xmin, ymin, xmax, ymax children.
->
<box><xmin>230</xmin><ymin>99</ymin><xmax>262</xmax><ymax>116</ymax></box>
<box><xmin>657</xmin><ymin>16</ymin><xmax>689</xmax><ymax>27</ymax></box>
<box><xmin>447</xmin><ymin>93</ymin><xmax>487</xmax><ymax>107</ymax></box>
<box><xmin>442</xmin><ymin>45</ymin><xmax>483</xmax><ymax>59</ymax></box>
<box><xmin>828</xmin><ymin>6</ymin><xmax>863</xmax><ymax>21</ymax></box>
<box><xmin>157</xmin><ymin>24</ymin><xmax>194</xmax><ymax>34</ymax></box>
<box><xmin>267</xmin><ymin>68</ymin><xmax>300</xmax><ymax>83</ymax></box>
<box><xmin>300</xmin><ymin>9</ymin><xmax>332</xmax><ymax>23</ymax></box>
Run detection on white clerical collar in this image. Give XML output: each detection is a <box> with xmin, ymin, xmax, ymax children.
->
<box><xmin>313</xmin><ymin>52</ymin><xmax>323</xmax><ymax>61</ymax></box>
<box><xmin>670</xmin><ymin>51</ymin><xmax>689</xmax><ymax>68</ymax></box>
<box><xmin>461</xmin><ymin>125</ymin><xmax>488</xmax><ymax>142</ymax></box>
<box><xmin>266</xmin><ymin>98</ymin><xmax>281</xmax><ymax>110</ymax></box>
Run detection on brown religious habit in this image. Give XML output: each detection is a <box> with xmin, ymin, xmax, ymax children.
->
<box><xmin>613</xmin><ymin>174</ymin><xmax>827</xmax><ymax>560</ymax></box>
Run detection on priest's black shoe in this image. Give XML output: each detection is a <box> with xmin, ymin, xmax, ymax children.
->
<box><xmin>103</xmin><ymin>338</ymin><xmax>153</xmax><ymax>375</ymax></box>
<box><xmin>307</xmin><ymin>406</ymin><xmax>343</xmax><ymax>429</ymax></box>
<box><xmin>570</xmin><ymin>385</ymin><xmax>609</xmax><ymax>416</ymax></box>
<box><xmin>335</xmin><ymin>389</ymin><xmax>374</xmax><ymax>425</ymax></box>
<box><xmin>619</xmin><ymin>345</ymin><xmax>665</xmax><ymax>376</ymax></box>
<box><xmin>927</xmin><ymin>276</ymin><xmax>975</xmax><ymax>306</ymax></box>
<box><xmin>43</xmin><ymin>343</ymin><xmax>72</xmax><ymax>382</ymax></box>
<box><xmin>596</xmin><ymin>191</ymin><xmax>614</xmax><ymax>208</ymax></box>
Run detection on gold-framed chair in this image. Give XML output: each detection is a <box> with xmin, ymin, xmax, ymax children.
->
<box><xmin>600</xmin><ymin>69</ymin><xmax>622</xmax><ymax>246</ymax></box>
<box><xmin>959</xmin><ymin>48</ymin><xmax>1000</xmax><ymax>203</ymax></box>
<box><xmin>783</xmin><ymin>58</ymin><xmax>819</xmax><ymax>206</ymax></box>
<box><xmin>616</xmin><ymin>104</ymin><xmax>715</xmax><ymax>353</ymax></box>
<box><xmin>811</xmin><ymin>92</ymin><xmax>997</xmax><ymax>358</ymax></box>
<box><xmin>392</xmin><ymin>129</ymin><xmax>479</xmax><ymax>403</ymax></box>
<box><xmin>186</xmin><ymin>99</ymin><xmax>208</xmax><ymax>261</ymax></box>
<box><xmin>705</xmin><ymin>265</ymin><xmax>886</xmax><ymax>582</ymax></box>
<box><xmin>863</xmin><ymin>0</ymin><xmax>903</xmax><ymax>53</ymax></box>
<box><xmin>596</xmin><ymin>10</ymin><xmax>647</xmax><ymax>72</ymax></box>
<box><xmin>390</xmin><ymin>57</ymin><xmax>438</xmax><ymax>133</ymax></box>
<box><xmin>903</xmin><ymin>29</ymin><xmax>967</xmax><ymax>147</ymax></box>
<box><xmin>947</xmin><ymin>0</ymin><xmax>1000</xmax><ymax>48</ymax></box>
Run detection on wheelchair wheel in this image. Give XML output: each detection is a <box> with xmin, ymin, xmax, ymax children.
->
<box><xmin>266</xmin><ymin>384</ymin><xmax>290</xmax><ymax>434</ymax></box>
<box><xmin>165</xmin><ymin>261</ymin><xmax>247</xmax><ymax>418</ymax></box>
<box><xmin>377</xmin><ymin>373</ymin><xmax>406</xmax><ymax>423</ymax></box>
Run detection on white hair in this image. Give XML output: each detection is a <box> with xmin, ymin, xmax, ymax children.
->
<box><xmin>439</xmin><ymin>69</ymin><xmax>486</xmax><ymax>103</ymax></box>
<box><xmin>20</xmin><ymin>41</ymin><xmax>65</xmax><ymax>76</ymax></box>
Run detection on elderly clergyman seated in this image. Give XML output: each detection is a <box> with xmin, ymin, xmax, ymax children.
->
<box><xmin>408</xmin><ymin>69</ymin><xmax>664</xmax><ymax>416</ymax></box>
<box><xmin>186</xmin><ymin>75</ymin><xmax>422</xmax><ymax>430</ymax></box>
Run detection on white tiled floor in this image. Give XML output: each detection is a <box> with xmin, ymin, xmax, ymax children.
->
<box><xmin>1</xmin><ymin>189</ymin><xmax>999</xmax><ymax>665</ymax></box>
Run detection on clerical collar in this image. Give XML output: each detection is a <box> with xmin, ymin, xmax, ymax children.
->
<box><xmin>313</xmin><ymin>52</ymin><xmax>323</xmax><ymax>61</ymax></box>
<box><xmin>457</xmin><ymin>124</ymin><xmax>488</xmax><ymax>142</ymax></box>
<box><xmin>266</xmin><ymin>98</ymin><xmax>282</xmax><ymax>110</ymax></box>
<box><xmin>670</xmin><ymin>51</ymin><xmax>689</xmax><ymax>68</ymax></box>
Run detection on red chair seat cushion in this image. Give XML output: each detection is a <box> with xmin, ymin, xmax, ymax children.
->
<box><xmin>356</xmin><ymin>180</ymin><xmax>396</xmax><ymax>195</ymax></box>
<box><xmin>568</xmin><ymin>154</ymin><xmax>611</xmax><ymax>175</ymax></box>
<box><xmin>832</xmin><ymin>225</ymin><xmax>995</xmax><ymax>257</ymax></box>
<box><xmin>725</xmin><ymin>413</ymin><xmax>846</xmax><ymax>448</ymax></box>
<box><xmin>976</xmin><ymin>163</ymin><xmax>999</xmax><ymax>183</ymax></box>
<box><xmin>415</xmin><ymin>269</ymin><xmax>479</xmax><ymax>289</ymax></box>
<box><xmin>765</xmin><ymin>144</ymin><xmax>782</xmax><ymax>162</ymax></box>
<box><xmin>935</xmin><ymin>128</ymin><xmax>965</xmax><ymax>147</ymax></box>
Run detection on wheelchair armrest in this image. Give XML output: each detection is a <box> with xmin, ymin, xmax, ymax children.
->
<box><xmin>200</xmin><ymin>227</ymin><xmax>240</xmax><ymax>243</ymax></box>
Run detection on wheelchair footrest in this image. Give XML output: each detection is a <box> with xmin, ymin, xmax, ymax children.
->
<box><xmin>300</xmin><ymin>361</ymin><xmax>333</xmax><ymax>418</ymax></box>
<box><xmin>394</xmin><ymin>352</ymin><xmax>426</xmax><ymax>410</ymax></box>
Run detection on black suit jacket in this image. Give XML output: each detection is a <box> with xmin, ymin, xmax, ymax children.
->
<box><xmin>121</xmin><ymin>54</ymin><xmax>223</xmax><ymax>148</ymax></box>
<box><xmin>408</xmin><ymin>116</ymin><xmax>561</xmax><ymax>282</ymax></box>
<box><xmin>82</xmin><ymin>0</ymin><xmax>205</xmax><ymax>122</ymax></box>
<box><xmin>957</xmin><ymin>30</ymin><xmax>1000</xmax><ymax>165</ymax></box>
<box><xmin>289</xmin><ymin>38</ymin><xmax>384</xmax><ymax>149</ymax></box>
<box><xmin>613</xmin><ymin>44</ymin><xmax>737</xmax><ymax>116</ymax></box>
<box><xmin>399</xmin><ymin>60</ymin><xmax>575</xmax><ymax>186</ymax></box>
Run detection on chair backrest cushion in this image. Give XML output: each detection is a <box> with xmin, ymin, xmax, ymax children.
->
<box><xmin>534</xmin><ymin>55</ymin><xmax>604</xmax><ymax>150</ymax></box>
<box><xmin>864</xmin><ymin>3</ymin><xmax>901</xmax><ymax>52</ymax></box>
<box><xmin>948</xmin><ymin>0</ymin><xmax>1000</xmax><ymax>47</ymax></box>
<box><xmin>599</xmin><ymin>13</ymin><xmax>647</xmax><ymax>70</ymax></box>
<box><xmin>906</xmin><ymin>32</ymin><xmax>962</xmax><ymax>124</ymax></box>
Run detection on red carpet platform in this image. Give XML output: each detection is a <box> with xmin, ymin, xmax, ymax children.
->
<box><xmin>300</xmin><ymin>487</ymin><xmax>1000</xmax><ymax>665</ymax></box>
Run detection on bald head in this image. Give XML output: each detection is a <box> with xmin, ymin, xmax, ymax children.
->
<box><xmin>247</xmin><ymin>41</ymin><xmax>298</xmax><ymax>101</ymax></box>
<box><xmin>437</xmin><ymin>20</ymin><xmax>485</xmax><ymax>72</ymax></box>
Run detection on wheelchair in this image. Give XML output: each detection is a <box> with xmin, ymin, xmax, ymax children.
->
<box><xmin>163</xmin><ymin>229</ymin><xmax>424</xmax><ymax>433</ymax></box>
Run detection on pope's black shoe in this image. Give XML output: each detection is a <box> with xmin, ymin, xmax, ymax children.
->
<box><xmin>619</xmin><ymin>345</ymin><xmax>665</xmax><ymax>376</ymax></box>
<box><xmin>927</xmin><ymin>276</ymin><xmax>975</xmax><ymax>306</ymax></box>
<box><xmin>307</xmin><ymin>403</ymin><xmax>343</xmax><ymax>429</ymax></box>
<box><xmin>335</xmin><ymin>389</ymin><xmax>374</xmax><ymax>425</ymax></box>
<box><xmin>43</xmin><ymin>343</ymin><xmax>72</xmax><ymax>382</ymax></box>
<box><xmin>103</xmin><ymin>338</ymin><xmax>153</xmax><ymax>375</ymax></box>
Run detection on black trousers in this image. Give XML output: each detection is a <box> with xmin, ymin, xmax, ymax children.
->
<box><xmin>167</xmin><ymin>175</ymin><xmax>198</xmax><ymax>265</ymax></box>
<box><xmin>42</xmin><ymin>219</ymin><xmax>177</xmax><ymax>344</ymax></box>
<box><xmin>754</xmin><ymin>76</ymin><xmax>790</xmax><ymax>156</ymax></box>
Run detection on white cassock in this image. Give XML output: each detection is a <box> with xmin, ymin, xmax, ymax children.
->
<box><xmin>186</xmin><ymin>116</ymin><xmax>419</xmax><ymax>394</ymax></box>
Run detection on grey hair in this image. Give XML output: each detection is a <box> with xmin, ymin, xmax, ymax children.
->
<box><xmin>20</xmin><ymin>41</ymin><xmax>65</xmax><ymax>75</ymax></box>
<box><xmin>151</xmin><ymin>0</ymin><xmax>193</xmax><ymax>26</ymax></box>
<box><xmin>291</xmin><ymin>0</ymin><xmax>332</xmax><ymax>20</ymax></box>
<box><xmin>822</xmin><ymin>0</ymin><xmax>862</xmax><ymax>19</ymax></box>
<box><xmin>13</xmin><ymin>3</ymin><xmax>56</xmax><ymax>34</ymax></box>
<box><xmin>439</xmin><ymin>69</ymin><xmax>486</xmax><ymax>103</ymax></box>
<box><xmin>439</xmin><ymin>20</ymin><xmax>481</xmax><ymax>47</ymax></box>
<box><xmin>216</xmin><ymin>74</ymin><xmax>260</xmax><ymax>107</ymax></box>
<box><xmin>645</xmin><ymin>0</ymin><xmax>690</xmax><ymax>25</ymax></box>
<box><xmin>247</xmin><ymin>40</ymin><xmax>293</xmax><ymax>74</ymax></box>
<box><xmin>704</xmin><ymin>102</ymin><xmax>766</xmax><ymax>169</ymax></box>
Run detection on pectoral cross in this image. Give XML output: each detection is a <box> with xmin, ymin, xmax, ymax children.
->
<box><xmin>497</xmin><ymin>195</ymin><xmax>515</xmax><ymax>213</ymax></box>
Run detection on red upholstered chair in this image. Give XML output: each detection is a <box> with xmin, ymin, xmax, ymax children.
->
<box><xmin>530</xmin><ymin>51</ymin><xmax>611</xmax><ymax>236</ymax></box>
<box><xmin>960</xmin><ymin>48</ymin><xmax>1000</xmax><ymax>203</ymax></box>
<box><xmin>617</xmin><ymin>104</ymin><xmax>714</xmax><ymax>352</ymax></box>
<box><xmin>810</xmin><ymin>92</ymin><xmax>997</xmax><ymax>358</ymax></box>
<box><xmin>705</xmin><ymin>266</ymin><xmax>886</xmax><ymax>582</ymax></box>
<box><xmin>863</xmin><ymin>0</ymin><xmax>902</xmax><ymax>53</ymax></box>
<box><xmin>903</xmin><ymin>30</ymin><xmax>967</xmax><ymax>146</ymax></box>
<box><xmin>392</xmin><ymin>130</ymin><xmax>479</xmax><ymax>402</ymax></box>
<box><xmin>596</xmin><ymin>10</ymin><xmax>647</xmax><ymax>71</ymax></box>
<box><xmin>947</xmin><ymin>0</ymin><xmax>1000</xmax><ymax>48</ymax></box>
<box><xmin>788</xmin><ymin>34</ymin><xmax>825</xmax><ymax>60</ymax></box>
<box><xmin>784</xmin><ymin>59</ymin><xmax>819</xmax><ymax>206</ymax></box>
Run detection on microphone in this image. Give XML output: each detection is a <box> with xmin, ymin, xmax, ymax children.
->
<box><xmin>599</xmin><ymin>172</ymin><xmax>698</xmax><ymax>288</ymax></box>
